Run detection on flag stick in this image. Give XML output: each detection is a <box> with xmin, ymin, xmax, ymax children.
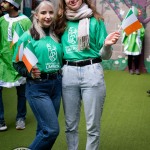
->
<box><xmin>118</xmin><ymin>25</ymin><xmax>122</xmax><ymax>32</ymax></box>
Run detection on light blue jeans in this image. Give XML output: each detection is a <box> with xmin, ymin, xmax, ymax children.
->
<box><xmin>62</xmin><ymin>63</ymin><xmax>106</xmax><ymax>150</ymax></box>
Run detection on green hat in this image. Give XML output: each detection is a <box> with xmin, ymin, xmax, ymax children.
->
<box><xmin>5</xmin><ymin>0</ymin><xmax>22</xmax><ymax>9</ymax></box>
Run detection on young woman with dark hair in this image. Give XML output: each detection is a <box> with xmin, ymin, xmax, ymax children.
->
<box><xmin>59</xmin><ymin>0</ymin><xmax>120</xmax><ymax>149</ymax></box>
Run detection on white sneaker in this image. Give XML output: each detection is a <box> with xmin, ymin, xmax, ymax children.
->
<box><xmin>16</xmin><ymin>118</ymin><xmax>25</xmax><ymax>130</ymax></box>
<box><xmin>129</xmin><ymin>69</ymin><xmax>134</xmax><ymax>75</ymax></box>
<box><xmin>0</xmin><ymin>122</ymin><xmax>7</xmax><ymax>131</ymax></box>
<box><xmin>135</xmin><ymin>69</ymin><xmax>140</xmax><ymax>75</ymax></box>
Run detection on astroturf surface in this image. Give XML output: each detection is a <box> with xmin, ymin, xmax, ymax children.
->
<box><xmin>0</xmin><ymin>70</ymin><xmax>150</xmax><ymax>150</ymax></box>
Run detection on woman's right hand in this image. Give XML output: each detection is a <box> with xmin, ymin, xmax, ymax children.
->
<box><xmin>31</xmin><ymin>66</ymin><xmax>41</xmax><ymax>79</ymax></box>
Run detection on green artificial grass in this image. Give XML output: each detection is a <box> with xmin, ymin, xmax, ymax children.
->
<box><xmin>101</xmin><ymin>70</ymin><xmax>150</xmax><ymax>150</ymax></box>
<box><xmin>0</xmin><ymin>70</ymin><xmax>150</xmax><ymax>150</ymax></box>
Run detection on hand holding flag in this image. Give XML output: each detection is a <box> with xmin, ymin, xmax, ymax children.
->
<box><xmin>104</xmin><ymin>31</ymin><xmax>120</xmax><ymax>46</ymax></box>
<box><xmin>31</xmin><ymin>66</ymin><xmax>41</xmax><ymax>79</ymax></box>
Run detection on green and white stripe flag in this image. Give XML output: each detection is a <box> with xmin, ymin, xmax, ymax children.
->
<box><xmin>11</xmin><ymin>22</ymin><xmax>24</xmax><ymax>47</ymax></box>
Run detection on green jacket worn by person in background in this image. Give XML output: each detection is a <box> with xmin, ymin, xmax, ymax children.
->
<box><xmin>0</xmin><ymin>13</ymin><xmax>31</xmax><ymax>87</ymax></box>
<box><xmin>122</xmin><ymin>27</ymin><xmax>145</xmax><ymax>56</ymax></box>
<box><xmin>122</xmin><ymin>6</ymin><xmax>145</xmax><ymax>56</ymax></box>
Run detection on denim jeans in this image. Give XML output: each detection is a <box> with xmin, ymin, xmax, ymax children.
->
<box><xmin>0</xmin><ymin>84</ymin><xmax>26</xmax><ymax>124</ymax></box>
<box><xmin>26</xmin><ymin>74</ymin><xmax>62</xmax><ymax>150</ymax></box>
<box><xmin>16</xmin><ymin>84</ymin><xmax>26</xmax><ymax>121</ymax></box>
<box><xmin>128</xmin><ymin>55</ymin><xmax>140</xmax><ymax>70</ymax></box>
<box><xmin>62</xmin><ymin>63</ymin><xmax>106</xmax><ymax>150</ymax></box>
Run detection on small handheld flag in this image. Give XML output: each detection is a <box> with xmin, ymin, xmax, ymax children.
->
<box><xmin>22</xmin><ymin>42</ymin><xmax>38</xmax><ymax>73</ymax></box>
<box><xmin>121</xmin><ymin>7</ymin><xmax>142</xmax><ymax>36</ymax></box>
<box><xmin>15</xmin><ymin>39</ymin><xmax>30</xmax><ymax>62</ymax></box>
<box><xmin>11</xmin><ymin>23</ymin><xmax>24</xmax><ymax>48</ymax></box>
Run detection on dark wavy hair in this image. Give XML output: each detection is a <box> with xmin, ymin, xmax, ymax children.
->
<box><xmin>55</xmin><ymin>1</ymin><xmax>67</xmax><ymax>38</ymax></box>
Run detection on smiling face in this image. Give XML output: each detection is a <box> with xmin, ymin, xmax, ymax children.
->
<box><xmin>64</xmin><ymin>0</ymin><xmax>83</xmax><ymax>11</ymax></box>
<box><xmin>35</xmin><ymin>4</ymin><xmax>54</xmax><ymax>28</ymax></box>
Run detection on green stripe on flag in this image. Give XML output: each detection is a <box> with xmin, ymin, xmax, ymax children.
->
<box><xmin>15</xmin><ymin>23</ymin><xmax>24</xmax><ymax>37</ymax></box>
<box><xmin>125</xmin><ymin>8</ymin><xmax>133</xmax><ymax>19</ymax></box>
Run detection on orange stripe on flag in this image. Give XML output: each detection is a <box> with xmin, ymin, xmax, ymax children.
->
<box><xmin>16</xmin><ymin>53</ymin><xmax>19</xmax><ymax>62</ymax></box>
<box><xmin>15</xmin><ymin>46</ymin><xmax>21</xmax><ymax>62</ymax></box>
<box><xmin>124</xmin><ymin>20</ymin><xmax>142</xmax><ymax>36</ymax></box>
<box><xmin>124</xmin><ymin>20</ymin><xmax>142</xmax><ymax>35</ymax></box>
<box><xmin>22</xmin><ymin>55</ymin><xmax>32</xmax><ymax>73</ymax></box>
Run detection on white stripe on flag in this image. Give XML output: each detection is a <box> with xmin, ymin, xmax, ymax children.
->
<box><xmin>19</xmin><ymin>43</ymin><xmax>24</xmax><ymax>61</ymax></box>
<box><xmin>12</xmin><ymin>31</ymin><xmax>19</xmax><ymax>44</ymax></box>
<box><xmin>24</xmin><ymin>47</ymin><xmax>38</xmax><ymax>66</ymax></box>
<box><xmin>121</xmin><ymin>13</ymin><xmax>138</xmax><ymax>29</ymax></box>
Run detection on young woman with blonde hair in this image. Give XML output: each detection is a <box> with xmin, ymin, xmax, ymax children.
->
<box><xmin>13</xmin><ymin>1</ymin><xmax>65</xmax><ymax>149</ymax></box>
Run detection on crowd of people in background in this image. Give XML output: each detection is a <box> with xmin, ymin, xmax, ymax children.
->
<box><xmin>0</xmin><ymin>0</ymin><xmax>146</xmax><ymax>150</ymax></box>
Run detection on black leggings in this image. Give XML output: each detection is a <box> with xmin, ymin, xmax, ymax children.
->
<box><xmin>128</xmin><ymin>55</ymin><xmax>140</xmax><ymax>70</ymax></box>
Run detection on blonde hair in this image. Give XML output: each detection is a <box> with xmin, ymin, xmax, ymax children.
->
<box><xmin>30</xmin><ymin>1</ymin><xmax>56</xmax><ymax>40</ymax></box>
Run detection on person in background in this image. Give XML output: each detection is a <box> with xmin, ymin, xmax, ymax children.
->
<box><xmin>0</xmin><ymin>2</ymin><xmax>5</xmax><ymax>17</ymax></box>
<box><xmin>122</xmin><ymin>6</ymin><xmax>145</xmax><ymax>75</ymax></box>
<box><xmin>58</xmin><ymin>0</ymin><xmax>120</xmax><ymax>149</ymax></box>
<box><xmin>13</xmin><ymin>1</ymin><xmax>65</xmax><ymax>149</ymax></box>
<box><xmin>0</xmin><ymin>0</ymin><xmax>31</xmax><ymax>131</ymax></box>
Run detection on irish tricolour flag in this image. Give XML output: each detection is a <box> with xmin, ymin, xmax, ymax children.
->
<box><xmin>22</xmin><ymin>42</ymin><xmax>38</xmax><ymax>72</ymax></box>
<box><xmin>11</xmin><ymin>23</ymin><xmax>24</xmax><ymax>47</ymax></box>
<box><xmin>15</xmin><ymin>39</ymin><xmax>30</xmax><ymax>62</ymax></box>
<box><xmin>121</xmin><ymin>8</ymin><xmax>142</xmax><ymax>36</ymax></box>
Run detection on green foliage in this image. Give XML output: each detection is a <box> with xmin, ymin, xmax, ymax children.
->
<box><xmin>101</xmin><ymin>57</ymin><xmax>127</xmax><ymax>71</ymax></box>
<box><xmin>144</xmin><ymin>60</ymin><xmax>150</xmax><ymax>73</ymax></box>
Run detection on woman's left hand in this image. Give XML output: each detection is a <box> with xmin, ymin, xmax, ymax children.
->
<box><xmin>104</xmin><ymin>31</ymin><xmax>120</xmax><ymax>46</ymax></box>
